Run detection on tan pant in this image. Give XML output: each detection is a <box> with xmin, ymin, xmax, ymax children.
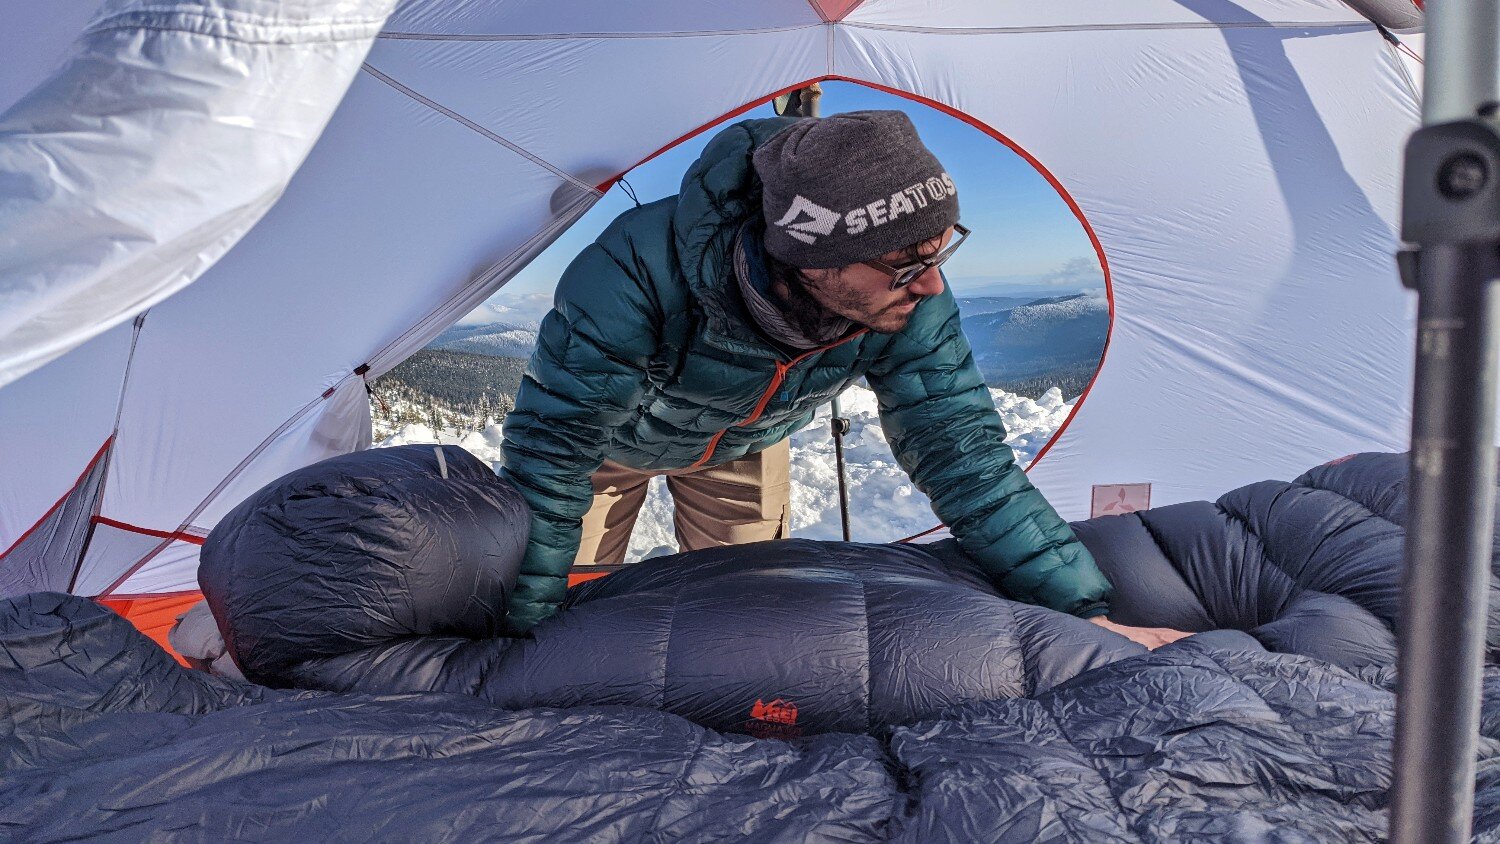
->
<box><xmin>575</xmin><ymin>438</ymin><xmax>792</xmax><ymax>565</ymax></box>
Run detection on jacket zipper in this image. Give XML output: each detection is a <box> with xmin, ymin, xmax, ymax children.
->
<box><xmin>689</xmin><ymin>329</ymin><xmax>869</xmax><ymax>468</ymax></box>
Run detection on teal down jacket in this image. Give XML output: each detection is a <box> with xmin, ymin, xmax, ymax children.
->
<box><xmin>499</xmin><ymin>117</ymin><xmax>1114</xmax><ymax>631</ymax></box>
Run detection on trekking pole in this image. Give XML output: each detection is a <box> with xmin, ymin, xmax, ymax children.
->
<box><xmin>830</xmin><ymin>397</ymin><xmax>852</xmax><ymax>542</ymax></box>
<box><xmin>779</xmin><ymin>83</ymin><xmax>848</xmax><ymax>539</ymax></box>
<box><xmin>1390</xmin><ymin>2</ymin><xmax>1500</xmax><ymax>841</ymax></box>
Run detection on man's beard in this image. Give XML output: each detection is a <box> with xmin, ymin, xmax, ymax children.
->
<box><xmin>770</xmin><ymin>266</ymin><xmax>858</xmax><ymax>340</ymax></box>
<box><xmin>776</xmin><ymin>267</ymin><xmax>923</xmax><ymax>336</ymax></box>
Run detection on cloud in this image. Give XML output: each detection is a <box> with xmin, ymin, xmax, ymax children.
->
<box><xmin>1038</xmin><ymin>257</ymin><xmax>1104</xmax><ymax>288</ymax></box>
<box><xmin>456</xmin><ymin>291</ymin><xmax>555</xmax><ymax>327</ymax></box>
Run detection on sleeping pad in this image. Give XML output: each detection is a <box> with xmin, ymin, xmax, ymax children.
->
<box><xmin>4</xmin><ymin>447</ymin><xmax>1500</xmax><ymax>840</ymax></box>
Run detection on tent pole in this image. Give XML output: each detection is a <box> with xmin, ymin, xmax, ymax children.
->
<box><xmin>1391</xmin><ymin>1</ymin><xmax>1500</xmax><ymax>841</ymax></box>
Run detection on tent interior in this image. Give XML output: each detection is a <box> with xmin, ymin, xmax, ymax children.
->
<box><xmin>0</xmin><ymin>0</ymin><xmax>1426</xmax><ymax>625</ymax></box>
<box><xmin>17</xmin><ymin>1</ymin><xmax>1500</xmax><ymax>840</ymax></box>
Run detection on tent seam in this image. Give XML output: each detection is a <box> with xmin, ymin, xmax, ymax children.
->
<box><xmin>62</xmin><ymin>312</ymin><xmax>148</xmax><ymax>592</ymax></box>
<box><xmin>360</xmin><ymin>63</ymin><xmax>600</xmax><ymax>195</ymax></box>
<box><xmin>1380</xmin><ymin>32</ymin><xmax>1425</xmax><ymax>102</ymax></box>
<box><xmin>76</xmin><ymin>313</ymin><xmax>151</xmax><ymax>589</ymax></box>
<box><xmin>364</xmin><ymin>193</ymin><xmax>596</xmax><ymax>377</ymax></box>
<box><xmin>111</xmin><ymin>314</ymin><xmax>147</xmax><ymax>437</ymax></box>
<box><xmin>86</xmin><ymin>9</ymin><xmax>390</xmax><ymax>44</ymax></box>
<box><xmin>67</xmin><ymin>449</ymin><xmax>114</xmax><ymax>595</ymax></box>
<box><xmin>840</xmin><ymin>20</ymin><xmax>1373</xmax><ymax>36</ymax></box>
<box><xmin>378</xmin><ymin>24</ymin><xmax>818</xmax><ymax>41</ymax></box>
<box><xmin>0</xmin><ymin>437</ymin><xmax>114</xmax><ymax>563</ymax></box>
<box><xmin>826</xmin><ymin>21</ymin><xmax>836</xmax><ymax>74</ymax></box>
<box><xmin>95</xmin><ymin>534</ymin><xmax>176</xmax><ymax>597</ymax></box>
<box><xmin>93</xmin><ymin>517</ymin><xmax>208</xmax><ymax>545</ymax></box>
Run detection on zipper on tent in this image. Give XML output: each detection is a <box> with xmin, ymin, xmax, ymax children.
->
<box><xmin>689</xmin><ymin>329</ymin><xmax>867</xmax><ymax>468</ymax></box>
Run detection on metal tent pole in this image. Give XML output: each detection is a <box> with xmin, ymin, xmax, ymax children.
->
<box><xmin>1391</xmin><ymin>0</ymin><xmax>1500</xmax><ymax>840</ymax></box>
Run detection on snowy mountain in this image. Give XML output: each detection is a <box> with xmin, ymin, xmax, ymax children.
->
<box><xmin>429</xmin><ymin>321</ymin><xmax>540</xmax><ymax>359</ymax></box>
<box><xmin>378</xmin><ymin>382</ymin><xmax>1075</xmax><ymax>562</ymax></box>
<box><xmin>960</xmin><ymin>292</ymin><xmax>1107</xmax><ymax>398</ymax></box>
<box><xmin>953</xmin><ymin>295</ymin><xmax>1039</xmax><ymax>317</ymax></box>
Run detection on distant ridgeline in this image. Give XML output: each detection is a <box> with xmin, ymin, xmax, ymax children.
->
<box><xmin>956</xmin><ymin>292</ymin><xmax>1107</xmax><ymax>399</ymax></box>
<box><xmin>370</xmin><ymin>294</ymin><xmax>1104</xmax><ymax>438</ymax></box>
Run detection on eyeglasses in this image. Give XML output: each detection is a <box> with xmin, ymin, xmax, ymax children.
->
<box><xmin>862</xmin><ymin>223</ymin><xmax>971</xmax><ymax>291</ymax></box>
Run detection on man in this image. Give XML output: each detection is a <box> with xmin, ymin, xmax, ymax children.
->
<box><xmin>500</xmin><ymin>110</ymin><xmax>1188</xmax><ymax>649</ymax></box>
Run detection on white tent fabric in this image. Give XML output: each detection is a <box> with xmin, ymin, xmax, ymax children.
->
<box><xmin>0</xmin><ymin>0</ymin><xmax>1423</xmax><ymax>598</ymax></box>
<box><xmin>0</xmin><ymin>0</ymin><xmax>398</xmax><ymax>389</ymax></box>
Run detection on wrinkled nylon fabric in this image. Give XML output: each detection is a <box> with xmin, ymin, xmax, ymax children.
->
<box><xmin>238</xmin><ymin>539</ymin><xmax>1140</xmax><ymax>734</ymax></box>
<box><xmin>7</xmin><ymin>593</ymin><xmax>1500</xmax><ymax>841</ymax></box>
<box><xmin>198</xmin><ymin>445</ymin><xmax>530</xmax><ymax>679</ymax></box>
<box><xmin>13</xmin><ymin>449</ymin><xmax>1499</xmax><ymax>837</ymax></box>
<box><xmin>0</xmin><ymin>0</ymin><xmax>398</xmax><ymax>388</ymax></box>
<box><xmin>1078</xmin><ymin>451</ymin><xmax>1500</xmax><ymax>669</ymax></box>
<box><xmin>198</xmin><ymin>448</ymin><xmax>1465</xmax><ymax>738</ymax></box>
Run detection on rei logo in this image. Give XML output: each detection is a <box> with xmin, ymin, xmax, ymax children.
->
<box><xmin>746</xmin><ymin>698</ymin><xmax>802</xmax><ymax>739</ymax></box>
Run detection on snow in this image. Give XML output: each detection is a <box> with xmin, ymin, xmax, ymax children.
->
<box><xmin>1004</xmin><ymin>289</ymin><xmax>1107</xmax><ymax>327</ymax></box>
<box><xmin>379</xmin><ymin>383</ymin><xmax>1074</xmax><ymax>562</ymax></box>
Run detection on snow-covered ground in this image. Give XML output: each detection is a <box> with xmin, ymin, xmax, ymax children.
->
<box><xmin>380</xmin><ymin>383</ymin><xmax>1074</xmax><ymax>561</ymax></box>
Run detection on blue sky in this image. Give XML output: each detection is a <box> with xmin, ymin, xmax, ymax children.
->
<box><xmin>462</xmin><ymin>81</ymin><xmax>1102</xmax><ymax>326</ymax></box>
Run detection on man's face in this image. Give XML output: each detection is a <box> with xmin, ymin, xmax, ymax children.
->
<box><xmin>796</xmin><ymin>227</ymin><xmax>953</xmax><ymax>334</ymax></box>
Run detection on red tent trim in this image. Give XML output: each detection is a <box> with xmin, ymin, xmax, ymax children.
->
<box><xmin>808</xmin><ymin>0</ymin><xmax>866</xmax><ymax>23</ymax></box>
<box><xmin>92</xmin><ymin>516</ymin><xmax>208</xmax><ymax>546</ymax></box>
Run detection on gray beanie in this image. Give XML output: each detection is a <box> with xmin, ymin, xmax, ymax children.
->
<box><xmin>753</xmin><ymin>110</ymin><xmax>959</xmax><ymax>269</ymax></box>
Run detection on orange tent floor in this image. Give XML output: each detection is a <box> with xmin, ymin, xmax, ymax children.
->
<box><xmin>96</xmin><ymin>593</ymin><xmax>203</xmax><ymax>666</ymax></box>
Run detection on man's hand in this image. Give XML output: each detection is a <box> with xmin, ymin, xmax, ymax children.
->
<box><xmin>1089</xmin><ymin>616</ymin><xmax>1192</xmax><ymax>650</ymax></box>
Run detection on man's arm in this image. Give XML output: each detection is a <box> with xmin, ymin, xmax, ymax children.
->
<box><xmin>865</xmin><ymin>292</ymin><xmax>1191</xmax><ymax>648</ymax></box>
<box><xmin>500</xmin><ymin>243</ymin><xmax>657</xmax><ymax>632</ymax></box>
<box><xmin>864</xmin><ymin>289</ymin><xmax>1113</xmax><ymax>617</ymax></box>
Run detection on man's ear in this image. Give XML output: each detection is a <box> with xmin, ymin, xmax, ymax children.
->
<box><xmin>795</xmin><ymin>267</ymin><xmax>834</xmax><ymax>290</ymax></box>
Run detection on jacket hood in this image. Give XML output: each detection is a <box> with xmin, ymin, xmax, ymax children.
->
<box><xmin>671</xmin><ymin>117</ymin><xmax>800</xmax><ymax>351</ymax></box>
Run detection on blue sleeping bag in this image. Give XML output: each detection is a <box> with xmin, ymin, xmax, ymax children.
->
<box><xmin>4</xmin><ymin>447</ymin><xmax>1499</xmax><ymax>840</ymax></box>
<box><xmin>198</xmin><ymin>446</ymin><xmax>1450</xmax><ymax>733</ymax></box>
